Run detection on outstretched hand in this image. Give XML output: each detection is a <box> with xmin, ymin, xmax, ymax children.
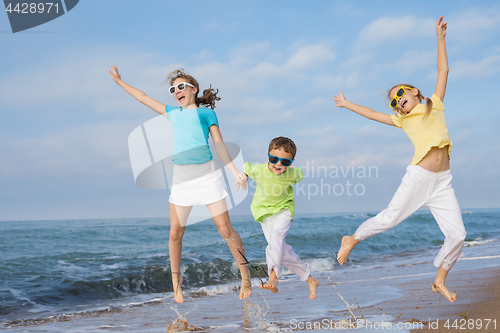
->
<box><xmin>108</xmin><ymin>65</ymin><xmax>122</xmax><ymax>83</ymax></box>
<box><xmin>333</xmin><ymin>91</ymin><xmax>347</xmax><ymax>108</ymax></box>
<box><xmin>233</xmin><ymin>172</ymin><xmax>248</xmax><ymax>192</ymax></box>
<box><xmin>436</xmin><ymin>16</ymin><xmax>447</xmax><ymax>38</ymax></box>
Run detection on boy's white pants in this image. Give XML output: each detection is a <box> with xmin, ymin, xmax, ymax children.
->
<box><xmin>355</xmin><ymin>165</ymin><xmax>466</xmax><ymax>271</ymax></box>
<box><xmin>261</xmin><ymin>209</ymin><xmax>311</xmax><ymax>281</ymax></box>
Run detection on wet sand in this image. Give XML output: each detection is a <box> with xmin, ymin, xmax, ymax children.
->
<box><xmin>3</xmin><ymin>261</ymin><xmax>499</xmax><ymax>332</ymax></box>
<box><xmin>384</xmin><ymin>266</ymin><xmax>500</xmax><ymax>332</ymax></box>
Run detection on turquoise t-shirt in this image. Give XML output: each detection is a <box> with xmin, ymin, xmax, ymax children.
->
<box><xmin>165</xmin><ymin>105</ymin><xmax>219</xmax><ymax>165</ymax></box>
<box><xmin>244</xmin><ymin>162</ymin><xmax>304</xmax><ymax>222</ymax></box>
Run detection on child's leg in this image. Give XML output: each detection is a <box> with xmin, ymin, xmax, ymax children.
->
<box><xmin>281</xmin><ymin>243</ymin><xmax>319</xmax><ymax>299</ymax></box>
<box><xmin>432</xmin><ymin>267</ymin><xmax>457</xmax><ymax>303</ymax></box>
<box><xmin>207</xmin><ymin>199</ymin><xmax>252</xmax><ymax>300</ymax></box>
<box><xmin>338</xmin><ymin>166</ymin><xmax>429</xmax><ymax>265</ymax></box>
<box><xmin>261</xmin><ymin>210</ymin><xmax>320</xmax><ymax>298</ymax></box>
<box><xmin>169</xmin><ymin>203</ymin><xmax>190</xmax><ymax>303</ymax></box>
<box><xmin>260</xmin><ymin>211</ymin><xmax>287</xmax><ymax>293</ymax></box>
<box><xmin>427</xmin><ymin>171</ymin><xmax>466</xmax><ymax>302</ymax></box>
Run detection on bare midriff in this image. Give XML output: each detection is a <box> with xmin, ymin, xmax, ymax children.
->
<box><xmin>417</xmin><ymin>145</ymin><xmax>450</xmax><ymax>173</ymax></box>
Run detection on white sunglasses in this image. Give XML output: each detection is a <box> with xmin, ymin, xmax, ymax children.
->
<box><xmin>169</xmin><ymin>82</ymin><xmax>195</xmax><ymax>95</ymax></box>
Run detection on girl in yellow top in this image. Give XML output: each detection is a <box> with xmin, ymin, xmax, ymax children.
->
<box><xmin>333</xmin><ymin>16</ymin><xmax>466</xmax><ymax>303</ymax></box>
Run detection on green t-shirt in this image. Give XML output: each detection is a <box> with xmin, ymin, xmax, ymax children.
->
<box><xmin>244</xmin><ymin>162</ymin><xmax>304</xmax><ymax>222</ymax></box>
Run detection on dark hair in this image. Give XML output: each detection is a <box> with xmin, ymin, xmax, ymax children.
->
<box><xmin>268</xmin><ymin>137</ymin><xmax>297</xmax><ymax>159</ymax></box>
<box><xmin>389</xmin><ymin>83</ymin><xmax>433</xmax><ymax>121</ymax></box>
<box><xmin>167</xmin><ymin>69</ymin><xmax>220</xmax><ymax>109</ymax></box>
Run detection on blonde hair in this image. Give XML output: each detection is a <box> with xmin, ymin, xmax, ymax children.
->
<box><xmin>167</xmin><ymin>69</ymin><xmax>221</xmax><ymax>109</ymax></box>
<box><xmin>389</xmin><ymin>84</ymin><xmax>432</xmax><ymax>121</ymax></box>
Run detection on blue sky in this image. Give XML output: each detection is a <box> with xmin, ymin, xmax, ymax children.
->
<box><xmin>1</xmin><ymin>1</ymin><xmax>499</xmax><ymax>221</ymax></box>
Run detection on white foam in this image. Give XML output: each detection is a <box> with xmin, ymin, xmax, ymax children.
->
<box><xmin>194</xmin><ymin>282</ymin><xmax>239</xmax><ymax>296</ymax></box>
<box><xmin>280</xmin><ymin>257</ymin><xmax>335</xmax><ymax>276</ymax></box>
<box><xmin>464</xmin><ymin>238</ymin><xmax>497</xmax><ymax>247</ymax></box>
<box><xmin>308</xmin><ymin>257</ymin><xmax>336</xmax><ymax>271</ymax></box>
<box><xmin>209</xmin><ymin>324</ymin><xmax>240</xmax><ymax>329</ymax></box>
<box><xmin>460</xmin><ymin>255</ymin><xmax>500</xmax><ymax>260</ymax></box>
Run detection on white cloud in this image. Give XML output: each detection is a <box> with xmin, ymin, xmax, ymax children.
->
<box><xmin>449</xmin><ymin>8</ymin><xmax>500</xmax><ymax>45</ymax></box>
<box><xmin>296</xmin><ymin>125</ymin><xmax>336</xmax><ymax>138</ymax></box>
<box><xmin>451</xmin><ymin>55</ymin><xmax>500</xmax><ymax>79</ymax></box>
<box><xmin>314</xmin><ymin>71</ymin><xmax>360</xmax><ymax>91</ymax></box>
<box><xmin>0</xmin><ymin>121</ymin><xmax>135</xmax><ymax>180</ymax></box>
<box><xmin>0</xmin><ymin>47</ymin><xmax>179</xmax><ymax>114</ymax></box>
<box><xmin>286</xmin><ymin>44</ymin><xmax>336</xmax><ymax>70</ymax></box>
<box><xmin>227</xmin><ymin>96</ymin><xmax>295</xmax><ymax>125</ymax></box>
<box><xmin>227</xmin><ymin>41</ymin><xmax>272</xmax><ymax>66</ymax></box>
<box><xmin>356</xmin><ymin>16</ymin><xmax>434</xmax><ymax>50</ymax></box>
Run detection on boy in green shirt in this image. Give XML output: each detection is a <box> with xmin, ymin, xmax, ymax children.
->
<box><xmin>244</xmin><ymin>137</ymin><xmax>319</xmax><ymax>299</ymax></box>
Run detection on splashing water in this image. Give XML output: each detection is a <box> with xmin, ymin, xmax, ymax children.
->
<box><xmin>167</xmin><ymin>306</ymin><xmax>202</xmax><ymax>332</ymax></box>
<box><xmin>242</xmin><ymin>299</ymin><xmax>270</xmax><ymax>329</ymax></box>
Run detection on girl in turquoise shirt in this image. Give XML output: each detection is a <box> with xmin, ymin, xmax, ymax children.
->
<box><xmin>109</xmin><ymin>67</ymin><xmax>251</xmax><ymax>303</ymax></box>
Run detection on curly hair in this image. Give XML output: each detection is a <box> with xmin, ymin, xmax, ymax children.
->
<box><xmin>389</xmin><ymin>83</ymin><xmax>433</xmax><ymax>122</ymax></box>
<box><xmin>268</xmin><ymin>137</ymin><xmax>297</xmax><ymax>159</ymax></box>
<box><xmin>167</xmin><ymin>69</ymin><xmax>220</xmax><ymax>109</ymax></box>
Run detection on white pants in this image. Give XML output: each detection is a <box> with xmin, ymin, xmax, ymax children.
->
<box><xmin>261</xmin><ymin>210</ymin><xmax>311</xmax><ymax>281</ymax></box>
<box><xmin>355</xmin><ymin>165</ymin><xmax>466</xmax><ymax>271</ymax></box>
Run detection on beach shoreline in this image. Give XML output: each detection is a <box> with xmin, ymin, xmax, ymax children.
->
<box><xmin>3</xmin><ymin>263</ymin><xmax>499</xmax><ymax>332</ymax></box>
<box><xmin>2</xmin><ymin>210</ymin><xmax>499</xmax><ymax>332</ymax></box>
<box><xmin>379</xmin><ymin>266</ymin><xmax>500</xmax><ymax>332</ymax></box>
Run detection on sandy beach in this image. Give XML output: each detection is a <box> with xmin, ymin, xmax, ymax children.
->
<box><xmin>405</xmin><ymin>266</ymin><xmax>500</xmax><ymax>332</ymax></box>
<box><xmin>390</xmin><ymin>266</ymin><xmax>500</xmax><ymax>332</ymax></box>
<box><xmin>3</xmin><ymin>254</ymin><xmax>499</xmax><ymax>332</ymax></box>
<box><xmin>2</xmin><ymin>211</ymin><xmax>499</xmax><ymax>332</ymax></box>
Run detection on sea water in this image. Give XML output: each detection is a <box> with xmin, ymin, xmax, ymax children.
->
<box><xmin>1</xmin><ymin>208</ymin><xmax>499</xmax><ymax>329</ymax></box>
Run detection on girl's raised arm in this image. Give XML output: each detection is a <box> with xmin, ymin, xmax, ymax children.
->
<box><xmin>434</xmin><ymin>16</ymin><xmax>449</xmax><ymax>102</ymax></box>
<box><xmin>109</xmin><ymin>66</ymin><xmax>166</xmax><ymax>115</ymax></box>
<box><xmin>334</xmin><ymin>91</ymin><xmax>395</xmax><ymax>126</ymax></box>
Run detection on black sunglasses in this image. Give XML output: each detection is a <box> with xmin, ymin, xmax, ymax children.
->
<box><xmin>268</xmin><ymin>154</ymin><xmax>294</xmax><ymax>167</ymax></box>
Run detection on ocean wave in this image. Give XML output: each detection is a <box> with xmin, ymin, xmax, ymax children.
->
<box><xmin>1</xmin><ymin>304</ymin><xmax>140</xmax><ymax>329</ymax></box>
<box><xmin>193</xmin><ymin>281</ymin><xmax>240</xmax><ymax>297</ymax></box>
<box><xmin>343</xmin><ymin>213</ymin><xmax>376</xmax><ymax>219</ymax></box>
<box><xmin>463</xmin><ymin>238</ymin><xmax>497</xmax><ymax>247</ymax></box>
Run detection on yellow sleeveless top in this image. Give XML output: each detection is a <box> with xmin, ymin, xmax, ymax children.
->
<box><xmin>390</xmin><ymin>94</ymin><xmax>451</xmax><ymax>165</ymax></box>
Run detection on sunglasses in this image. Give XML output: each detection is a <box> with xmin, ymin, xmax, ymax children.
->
<box><xmin>169</xmin><ymin>82</ymin><xmax>195</xmax><ymax>95</ymax></box>
<box><xmin>390</xmin><ymin>86</ymin><xmax>413</xmax><ymax>108</ymax></box>
<box><xmin>268</xmin><ymin>154</ymin><xmax>294</xmax><ymax>167</ymax></box>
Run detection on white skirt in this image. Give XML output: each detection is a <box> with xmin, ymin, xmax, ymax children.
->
<box><xmin>169</xmin><ymin>159</ymin><xmax>228</xmax><ymax>206</ymax></box>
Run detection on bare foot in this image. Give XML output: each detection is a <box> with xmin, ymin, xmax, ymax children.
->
<box><xmin>172</xmin><ymin>273</ymin><xmax>184</xmax><ymax>303</ymax></box>
<box><xmin>432</xmin><ymin>282</ymin><xmax>457</xmax><ymax>303</ymax></box>
<box><xmin>337</xmin><ymin>235</ymin><xmax>359</xmax><ymax>266</ymax></box>
<box><xmin>307</xmin><ymin>276</ymin><xmax>320</xmax><ymax>300</ymax></box>
<box><xmin>240</xmin><ymin>278</ymin><xmax>252</xmax><ymax>299</ymax></box>
<box><xmin>261</xmin><ymin>275</ymin><xmax>279</xmax><ymax>293</ymax></box>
